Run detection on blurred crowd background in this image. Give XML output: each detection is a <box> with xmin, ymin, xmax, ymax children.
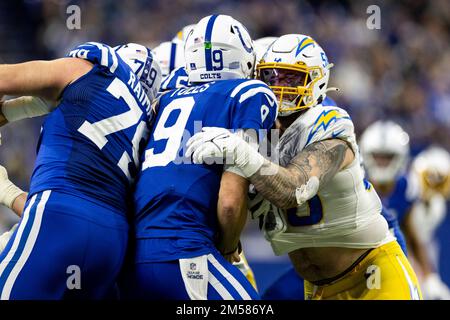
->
<box><xmin>0</xmin><ymin>0</ymin><xmax>449</xmax><ymax>292</ymax></box>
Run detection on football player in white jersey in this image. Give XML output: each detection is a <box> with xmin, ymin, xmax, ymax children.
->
<box><xmin>187</xmin><ymin>34</ymin><xmax>422</xmax><ymax>299</ymax></box>
<box><xmin>409</xmin><ymin>146</ymin><xmax>450</xmax><ymax>299</ymax></box>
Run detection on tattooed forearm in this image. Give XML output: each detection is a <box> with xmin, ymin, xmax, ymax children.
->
<box><xmin>250</xmin><ymin>139</ymin><xmax>353</xmax><ymax>209</ymax></box>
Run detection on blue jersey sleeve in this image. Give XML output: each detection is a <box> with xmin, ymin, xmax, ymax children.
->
<box><xmin>230</xmin><ymin>80</ymin><xmax>278</xmax><ymax>131</ymax></box>
<box><xmin>160</xmin><ymin>67</ymin><xmax>189</xmax><ymax>92</ymax></box>
<box><xmin>66</xmin><ymin>42</ymin><xmax>120</xmax><ymax>73</ymax></box>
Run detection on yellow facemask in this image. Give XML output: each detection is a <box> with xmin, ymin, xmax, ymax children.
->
<box><xmin>256</xmin><ymin>61</ymin><xmax>324</xmax><ymax>114</ymax></box>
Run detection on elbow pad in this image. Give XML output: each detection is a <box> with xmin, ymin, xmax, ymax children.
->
<box><xmin>2</xmin><ymin>96</ymin><xmax>53</xmax><ymax>122</ymax></box>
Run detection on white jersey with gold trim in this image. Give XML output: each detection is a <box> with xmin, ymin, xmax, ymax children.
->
<box><xmin>263</xmin><ymin>103</ymin><xmax>394</xmax><ymax>255</ymax></box>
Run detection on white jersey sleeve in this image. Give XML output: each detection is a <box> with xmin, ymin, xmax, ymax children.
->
<box><xmin>301</xmin><ymin>105</ymin><xmax>358</xmax><ymax>153</ymax></box>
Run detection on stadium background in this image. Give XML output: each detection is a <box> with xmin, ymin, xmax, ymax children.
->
<box><xmin>0</xmin><ymin>0</ymin><xmax>448</xmax><ymax>294</ymax></box>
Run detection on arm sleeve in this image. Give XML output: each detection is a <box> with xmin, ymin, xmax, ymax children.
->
<box><xmin>66</xmin><ymin>42</ymin><xmax>117</xmax><ymax>70</ymax></box>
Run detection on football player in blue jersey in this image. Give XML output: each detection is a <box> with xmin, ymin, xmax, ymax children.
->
<box><xmin>360</xmin><ymin>123</ymin><xmax>450</xmax><ymax>299</ymax></box>
<box><xmin>157</xmin><ymin>25</ymin><xmax>260</xmax><ymax>292</ymax></box>
<box><xmin>360</xmin><ymin>121</ymin><xmax>416</xmax><ymax>252</ymax></box>
<box><xmin>121</xmin><ymin>14</ymin><xmax>278</xmax><ymax>300</ymax></box>
<box><xmin>0</xmin><ymin>42</ymin><xmax>161</xmax><ymax>299</ymax></box>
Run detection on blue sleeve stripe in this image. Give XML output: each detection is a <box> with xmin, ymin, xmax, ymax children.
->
<box><xmin>169</xmin><ymin>42</ymin><xmax>177</xmax><ymax>73</ymax></box>
<box><xmin>160</xmin><ymin>66</ymin><xmax>183</xmax><ymax>91</ymax></box>
<box><xmin>90</xmin><ymin>42</ymin><xmax>109</xmax><ymax>67</ymax></box>
<box><xmin>238</xmin><ymin>86</ymin><xmax>277</xmax><ymax>105</ymax></box>
<box><xmin>204</xmin><ymin>14</ymin><xmax>218</xmax><ymax>71</ymax></box>
<box><xmin>108</xmin><ymin>46</ymin><xmax>118</xmax><ymax>73</ymax></box>
<box><xmin>230</xmin><ymin>80</ymin><xmax>263</xmax><ymax>97</ymax></box>
<box><xmin>86</xmin><ymin>42</ymin><xmax>118</xmax><ymax>73</ymax></box>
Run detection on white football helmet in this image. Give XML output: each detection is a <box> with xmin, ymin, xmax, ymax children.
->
<box><xmin>359</xmin><ymin>120</ymin><xmax>410</xmax><ymax>184</ymax></box>
<box><xmin>254</xmin><ymin>37</ymin><xmax>278</xmax><ymax>63</ymax></box>
<box><xmin>153</xmin><ymin>40</ymin><xmax>185</xmax><ymax>79</ymax></box>
<box><xmin>412</xmin><ymin>146</ymin><xmax>450</xmax><ymax>200</ymax></box>
<box><xmin>153</xmin><ymin>24</ymin><xmax>195</xmax><ymax>79</ymax></box>
<box><xmin>256</xmin><ymin>34</ymin><xmax>333</xmax><ymax>115</ymax></box>
<box><xmin>114</xmin><ymin>43</ymin><xmax>162</xmax><ymax>102</ymax></box>
<box><xmin>185</xmin><ymin>14</ymin><xmax>256</xmax><ymax>82</ymax></box>
<box><xmin>172</xmin><ymin>24</ymin><xmax>196</xmax><ymax>43</ymax></box>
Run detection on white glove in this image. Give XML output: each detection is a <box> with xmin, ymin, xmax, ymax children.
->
<box><xmin>1</xmin><ymin>96</ymin><xmax>52</xmax><ymax>123</ymax></box>
<box><xmin>0</xmin><ymin>223</ymin><xmax>18</xmax><ymax>253</ymax></box>
<box><xmin>186</xmin><ymin>127</ymin><xmax>265</xmax><ymax>178</ymax></box>
<box><xmin>0</xmin><ymin>165</ymin><xmax>24</xmax><ymax>209</ymax></box>
<box><xmin>422</xmin><ymin>273</ymin><xmax>450</xmax><ymax>300</ymax></box>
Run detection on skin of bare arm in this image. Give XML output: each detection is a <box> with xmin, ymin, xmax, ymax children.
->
<box><xmin>11</xmin><ymin>192</ymin><xmax>27</xmax><ymax>218</ymax></box>
<box><xmin>217</xmin><ymin>171</ymin><xmax>249</xmax><ymax>263</ymax></box>
<box><xmin>0</xmin><ymin>58</ymin><xmax>92</xmax><ymax>213</ymax></box>
<box><xmin>0</xmin><ymin>58</ymin><xmax>93</xmax><ymax>126</ymax></box>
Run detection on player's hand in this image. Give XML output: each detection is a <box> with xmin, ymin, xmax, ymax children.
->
<box><xmin>186</xmin><ymin>127</ymin><xmax>237</xmax><ymax>163</ymax></box>
<box><xmin>186</xmin><ymin>127</ymin><xmax>265</xmax><ymax>177</ymax></box>
<box><xmin>422</xmin><ymin>273</ymin><xmax>450</xmax><ymax>300</ymax></box>
<box><xmin>233</xmin><ymin>252</ymin><xmax>258</xmax><ymax>290</ymax></box>
<box><xmin>0</xmin><ymin>164</ymin><xmax>9</xmax><ymax>182</ymax></box>
<box><xmin>0</xmin><ymin>164</ymin><xmax>24</xmax><ymax>209</ymax></box>
<box><xmin>223</xmin><ymin>249</ymin><xmax>241</xmax><ymax>264</ymax></box>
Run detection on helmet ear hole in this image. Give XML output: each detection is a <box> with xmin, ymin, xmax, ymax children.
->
<box><xmin>247</xmin><ymin>62</ymin><xmax>253</xmax><ymax>70</ymax></box>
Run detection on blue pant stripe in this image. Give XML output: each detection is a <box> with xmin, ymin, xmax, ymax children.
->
<box><xmin>207</xmin><ymin>259</ymin><xmax>242</xmax><ymax>300</ymax></box>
